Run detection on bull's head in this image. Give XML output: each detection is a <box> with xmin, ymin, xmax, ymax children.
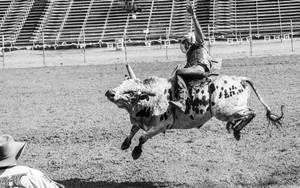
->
<box><xmin>105</xmin><ymin>64</ymin><xmax>155</xmax><ymax>110</ymax></box>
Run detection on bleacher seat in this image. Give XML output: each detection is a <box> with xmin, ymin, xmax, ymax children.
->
<box><xmin>80</xmin><ymin>0</ymin><xmax>111</xmax><ymax>43</ymax></box>
<box><xmin>0</xmin><ymin>0</ymin><xmax>299</xmax><ymax>47</ymax></box>
<box><xmin>0</xmin><ymin>0</ymin><xmax>33</xmax><ymax>45</ymax></box>
<box><xmin>33</xmin><ymin>0</ymin><xmax>71</xmax><ymax>45</ymax></box>
<box><xmin>209</xmin><ymin>0</ymin><xmax>300</xmax><ymax>38</ymax></box>
<box><xmin>58</xmin><ymin>0</ymin><xmax>92</xmax><ymax>44</ymax></box>
<box><xmin>16</xmin><ymin>0</ymin><xmax>49</xmax><ymax>46</ymax></box>
<box><xmin>0</xmin><ymin>1</ymin><xmax>11</xmax><ymax>21</ymax></box>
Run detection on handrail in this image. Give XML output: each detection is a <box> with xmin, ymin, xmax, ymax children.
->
<box><xmin>277</xmin><ymin>0</ymin><xmax>283</xmax><ymax>37</ymax></box>
<box><xmin>123</xmin><ymin>0</ymin><xmax>135</xmax><ymax>39</ymax></box>
<box><xmin>13</xmin><ymin>0</ymin><xmax>34</xmax><ymax>45</ymax></box>
<box><xmin>55</xmin><ymin>0</ymin><xmax>73</xmax><ymax>44</ymax></box>
<box><xmin>100</xmin><ymin>0</ymin><xmax>114</xmax><ymax>40</ymax></box>
<box><xmin>78</xmin><ymin>0</ymin><xmax>95</xmax><ymax>42</ymax></box>
<box><xmin>255</xmin><ymin>0</ymin><xmax>259</xmax><ymax>35</ymax></box>
<box><xmin>168</xmin><ymin>0</ymin><xmax>175</xmax><ymax>37</ymax></box>
<box><xmin>145</xmin><ymin>0</ymin><xmax>154</xmax><ymax>39</ymax></box>
<box><xmin>33</xmin><ymin>0</ymin><xmax>55</xmax><ymax>43</ymax></box>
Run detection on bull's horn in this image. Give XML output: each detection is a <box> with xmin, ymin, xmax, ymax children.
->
<box><xmin>126</xmin><ymin>64</ymin><xmax>136</xmax><ymax>79</ymax></box>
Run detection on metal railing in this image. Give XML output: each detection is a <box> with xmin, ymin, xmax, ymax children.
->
<box><xmin>32</xmin><ymin>0</ymin><xmax>54</xmax><ymax>44</ymax></box>
<box><xmin>100</xmin><ymin>0</ymin><xmax>114</xmax><ymax>40</ymax></box>
<box><xmin>55</xmin><ymin>0</ymin><xmax>73</xmax><ymax>44</ymax></box>
<box><xmin>78</xmin><ymin>0</ymin><xmax>95</xmax><ymax>42</ymax></box>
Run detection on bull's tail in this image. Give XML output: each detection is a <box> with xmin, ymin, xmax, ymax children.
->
<box><xmin>243</xmin><ymin>79</ymin><xmax>284</xmax><ymax>128</ymax></box>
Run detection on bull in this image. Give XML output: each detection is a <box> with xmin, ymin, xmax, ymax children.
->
<box><xmin>105</xmin><ymin>64</ymin><xmax>284</xmax><ymax>160</ymax></box>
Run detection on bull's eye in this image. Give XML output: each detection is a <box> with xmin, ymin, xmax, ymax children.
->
<box><xmin>123</xmin><ymin>91</ymin><xmax>135</xmax><ymax>96</ymax></box>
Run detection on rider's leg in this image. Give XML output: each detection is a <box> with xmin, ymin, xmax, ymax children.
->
<box><xmin>169</xmin><ymin>75</ymin><xmax>188</xmax><ymax>112</ymax></box>
<box><xmin>169</xmin><ymin>66</ymin><xmax>208</xmax><ymax>113</ymax></box>
<box><xmin>176</xmin><ymin>65</ymin><xmax>208</xmax><ymax>80</ymax></box>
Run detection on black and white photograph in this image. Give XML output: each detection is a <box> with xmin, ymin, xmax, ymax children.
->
<box><xmin>0</xmin><ymin>0</ymin><xmax>299</xmax><ymax>187</ymax></box>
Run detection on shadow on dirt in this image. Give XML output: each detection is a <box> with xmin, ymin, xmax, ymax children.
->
<box><xmin>57</xmin><ymin>178</ymin><xmax>190</xmax><ymax>188</ymax></box>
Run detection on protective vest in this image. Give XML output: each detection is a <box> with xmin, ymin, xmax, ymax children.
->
<box><xmin>185</xmin><ymin>44</ymin><xmax>211</xmax><ymax>72</ymax></box>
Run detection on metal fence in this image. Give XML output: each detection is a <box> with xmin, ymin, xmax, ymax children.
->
<box><xmin>0</xmin><ymin>32</ymin><xmax>299</xmax><ymax>69</ymax></box>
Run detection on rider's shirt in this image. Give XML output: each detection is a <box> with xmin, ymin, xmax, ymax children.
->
<box><xmin>185</xmin><ymin>43</ymin><xmax>212</xmax><ymax>72</ymax></box>
<box><xmin>0</xmin><ymin>165</ymin><xmax>62</xmax><ymax>188</ymax></box>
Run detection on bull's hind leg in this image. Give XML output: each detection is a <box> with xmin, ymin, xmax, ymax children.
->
<box><xmin>219</xmin><ymin>108</ymin><xmax>256</xmax><ymax>140</ymax></box>
<box><xmin>226</xmin><ymin>119</ymin><xmax>242</xmax><ymax>133</ymax></box>
<box><xmin>231</xmin><ymin>108</ymin><xmax>256</xmax><ymax>140</ymax></box>
<box><xmin>121</xmin><ymin>124</ymin><xmax>140</xmax><ymax>150</ymax></box>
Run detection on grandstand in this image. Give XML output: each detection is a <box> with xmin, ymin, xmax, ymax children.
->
<box><xmin>0</xmin><ymin>0</ymin><xmax>299</xmax><ymax>47</ymax></box>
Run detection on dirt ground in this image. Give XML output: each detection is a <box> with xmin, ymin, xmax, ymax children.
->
<box><xmin>0</xmin><ymin>41</ymin><xmax>299</xmax><ymax>188</ymax></box>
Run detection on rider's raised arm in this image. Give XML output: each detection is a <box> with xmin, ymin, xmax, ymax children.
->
<box><xmin>186</xmin><ymin>3</ymin><xmax>205</xmax><ymax>46</ymax></box>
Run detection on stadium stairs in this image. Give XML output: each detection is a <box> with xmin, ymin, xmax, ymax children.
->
<box><xmin>0</xmin><ymin>0</ymin><xmax>300</xmax><ymax>47</ymax></box>
<box><xmin>101</xmin><ymin>0</ymin><xmax>129</xmax><ymax>42</ymax></box>
<box><xmin>81</xmin><ymin>0</ymin><xmax>111</xmax><ymax>44</ymax></box>
<box><xmin>195</xmin><ymin>0</ymin><xmax>210</xmax><ymax>36</ymax></box>
<box><xmin>125</xmin><ymin>0</ymin><xmax>153</xmax><ymax>42</ymax></box>
<box><xmin>15</xmin><ymin>0</ymin><xmax>49</xmax><ymax>46</ymax></box>
<box><xmin>0</xmin><ymin>1</ymin><xmax>11</xmax><ymax>21</ymax></box>
<box><xmin>33</xmin><ymin>0</ymin><xmax>71</xmax><ymax>45</ymax></box>
<box><xmin>57</xmin><ymin>0</ymin><xmax>91</xmax><ymax>44</ymax></box>
<box><xmin>170</xmin><ymin>0</ymin><xmax>190</xmax><ymax>39</ymax></box>
<box><xmin>0</xmin><ymin>0</ymin><xmax>33</xmax><ymax>46</ymax></box>
<box><xmin>147</xmin><ymin>0</ymin><xmax>173</xmax><ymax>40</ymax></box>
<box><xmin>211</xmin><ymin>0</ymin><xmax>300</xmax><ymax>39</ymax></box>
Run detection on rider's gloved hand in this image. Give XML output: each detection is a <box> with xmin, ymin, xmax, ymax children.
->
<box><xmin>186</xmin><ymin>1</ymin><xmax>194</xmax><ymax>15</ymax></box>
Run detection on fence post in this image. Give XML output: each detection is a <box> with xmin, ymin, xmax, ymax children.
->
<box><xmin>124</xmin><ymin>29</ymin><xmax>128</xmax><ymax>63</ymax></box>
<box><xmin>165</xmin><ymin>27</ymin><xmax>168</xmax><ymax>60</ymax></box>
<box><xmin>159</xmin><ymin>36</ymin><xmax>162</xmax><ymax>49</ymax></box>
<box><xmin>42</xmin><ymin>32</ymin><xmax>45</xmax><ymax>66</ymax></box>
<box><xmin>290</xmin><ymin>20</ymin><xmax>294</xmax><ymax>52</ymax></box>
<box><xmin>83</xmin><ymin>28</ymin><xmax>86</xmax><ymax>64</ymax></box>
<box><xmin>239</xmin><ymin>32</ymin><xmax>242</xmax><ymax>45</ymax></box>
<box><xmin>277</xmin><ymin>0</ymin><xmax>283</xmax><ymax>43</ymax></box>
<box><xmin>249</xmin><ymin>22</ymin><xmax>253</xmax><ymax>56</ymax></box>
<box><xmin>2</xmin><ymin>35</ymin><xmax>4</xmax><ymax>68</ymax></box>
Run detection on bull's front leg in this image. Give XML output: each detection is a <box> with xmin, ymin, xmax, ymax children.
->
<box><xmin>121</xmin><ymin>124</ymin><xmax>140</xmax><ymax>150</ymax></box>
<box><xmin>132</xmin><ymin>117</ymin><xmax>166</xmax><ymax>160</ymax></box>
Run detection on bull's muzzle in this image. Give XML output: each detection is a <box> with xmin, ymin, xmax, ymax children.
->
<box><xmin>105</xmin><ymin>89</ymin><xmax>115</xmax><ymax>100</ymax></box>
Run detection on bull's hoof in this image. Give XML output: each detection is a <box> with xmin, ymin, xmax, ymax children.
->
<box><xmin>121</xmin><ymin>138</ymin><xmax>131</xmax><ymax>150</ymax></box>
<box><xmin>233</xmin><ymin>130</ymin><xmax>241</xmax><ymax>141</ymax></box>
<box><xmin>132</xmin><ymin>146</ymin><xmax>142</xmax><ymax>160</ymax></box>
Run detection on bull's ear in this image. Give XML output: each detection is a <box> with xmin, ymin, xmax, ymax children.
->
<box><xmin>124</xmin><ymin>74</ymin><xmax>129</xmax><ymax>80</ymax></box>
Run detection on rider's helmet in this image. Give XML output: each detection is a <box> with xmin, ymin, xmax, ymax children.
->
<box><xmin>179</xmin><ymin>32</ymin><xmax>195</xmax><ymax>53</ymax></box>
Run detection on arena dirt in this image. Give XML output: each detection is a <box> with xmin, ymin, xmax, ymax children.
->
<box><xmin>0</xmin><ymin>51</ymin><xmax>299</xmax><ymax>187</ymax></box>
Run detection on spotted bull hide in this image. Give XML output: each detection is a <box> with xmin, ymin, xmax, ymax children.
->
<box><xmin>106</xmin><ymin>75</ymin><xmax>283</xmax><ymax>160</ymax></box>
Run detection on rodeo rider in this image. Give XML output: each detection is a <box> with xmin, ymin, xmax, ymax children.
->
<box><xmin>170</xmin><ymin>1</ymin><xmax>219</xmax><ymax>112</ymax></box>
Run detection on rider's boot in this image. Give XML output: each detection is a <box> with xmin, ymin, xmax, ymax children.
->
<box><xmin>169</xmin><ymin>75</ymin><xmax>188</xmax><ymax>113</ymax></box>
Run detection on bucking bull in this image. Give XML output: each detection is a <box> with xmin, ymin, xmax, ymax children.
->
<box><xmin>105</xmin><ymin>64</ymin><xmax>284</xmax><ymax>160</ymax></box>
